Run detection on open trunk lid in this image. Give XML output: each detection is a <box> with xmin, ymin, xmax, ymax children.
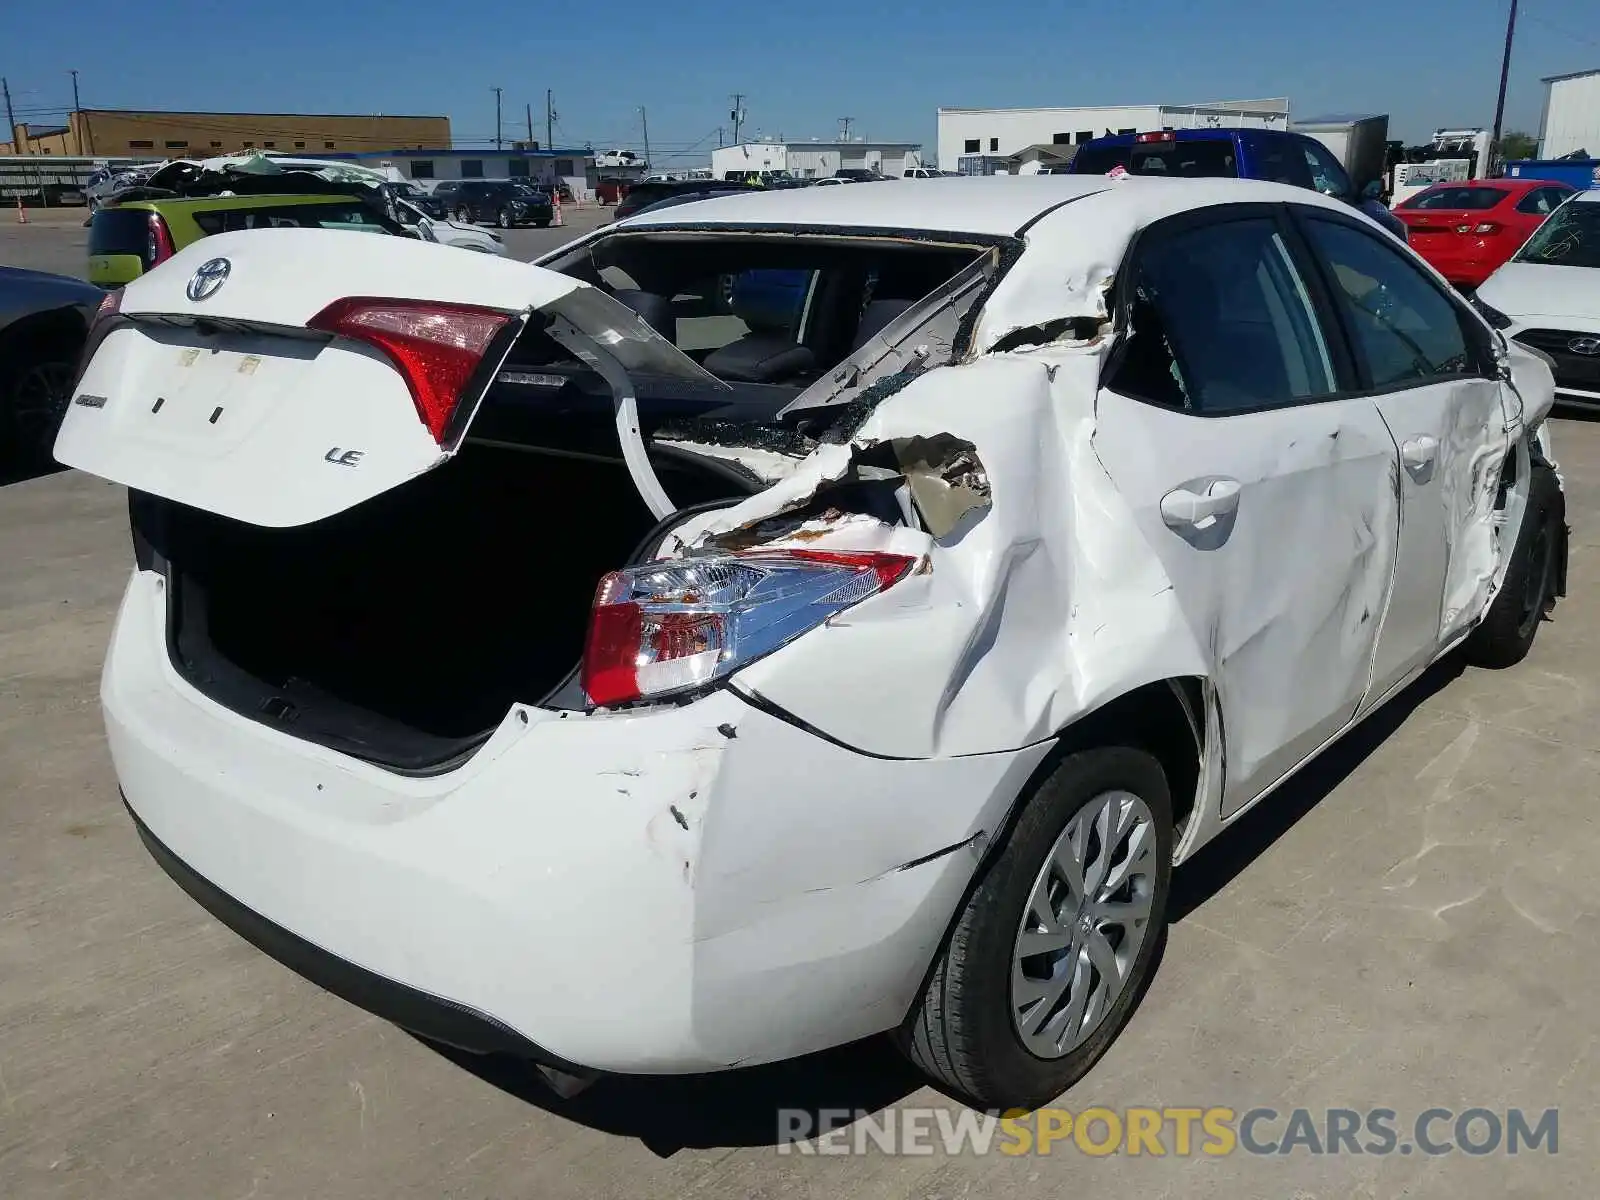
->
<box><xmin>55</xmin><ymin>227</ymin><xmax>721</xmax><ymax>527</ymax></box>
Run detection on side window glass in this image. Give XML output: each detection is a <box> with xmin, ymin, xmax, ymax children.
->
<box><xmin>1515</xmin><ymin>188</ymin><xmax>1553</xmax><ymax>215</ymax></box>
<box><xmin>1112</xmin><ymin>217</ymin><xmax>1336</xmax><ymax>414</ymax></box>
<box><xmin>1301</xmin><ymin>141</ymin><xmax>1353</xmax><ymax>199</ymax></box>
<box><xmin>1302</xmin><ymin>217</ymin><xmax>1473</xmax><ymax>387</ymax></box>
<box><xmin>1254</xmin><ymin>144</ymin><xmax>1314</xmax><ymax>189</ymax></box>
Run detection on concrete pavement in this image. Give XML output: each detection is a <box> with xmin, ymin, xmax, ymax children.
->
<box><xmin>1</xmin><ymin>418</ymin><xmax>1597</xmax><ymax>1196</ymax></box>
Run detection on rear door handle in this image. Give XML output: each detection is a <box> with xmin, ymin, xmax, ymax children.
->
<box><xmin>1401</xmin><ymin>436</ymin><xmax>1439</xmax><ymax>480</ymax></box>
<box><xmin>1160</xmin><ymin>478</ymin><xmax>1241</xmax><ymax>531</ymax></box>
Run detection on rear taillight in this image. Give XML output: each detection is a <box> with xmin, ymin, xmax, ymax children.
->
<box><xmin>307</xmin><ymin>297</ymin><xmax>513</xmax><ymax>442</ymax></box>
<box><xmin>1135</xmin><ymin>130</ymin><xmax>1176</xmax><ymax>144</ymax></box>
<box><xmin>1458</xmin><ymin>221</ymin><xmax>1502</xmax><ymax>235</ymax></box>
<box><xmin>92</xmin><ymin>288</ymin><xmax>122</xmax><ymax>328</ymax></box>
<box><xmin>145</xmin><ymin>212</ymin><xmax>176</xmax><ymax>268</ymax></box>
<box><xmin>581</xmin><ymin>548</ymin><xmax>916</xmax><ymax>707</ymax></box>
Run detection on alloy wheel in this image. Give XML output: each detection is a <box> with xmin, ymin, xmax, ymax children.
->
<box><xmin>1011</xmin><ymin>790</ymin><xmax>1156</xmax><ymax>1059</ymax></box>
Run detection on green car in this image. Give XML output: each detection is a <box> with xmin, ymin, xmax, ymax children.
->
<box><xmin>88</xmin><ymin>194</ymin><xmax>396</xmax><ymax>288</ymax></box>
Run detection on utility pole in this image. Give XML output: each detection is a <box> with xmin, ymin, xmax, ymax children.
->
<box><xmin>2</xmin><ymin>78</ymin><xmax>17</xmax><ymax>154</ymax></box>
<box><xmin>525</xmin><ymin>103</ymin><xmax>533</xmax><ymax>146</ymax></box>
<box><xmin>730</xmin><ymin>94</ymin><xmax>746</xmax><ymax>145</ymax></box>
<box><xmin>717</xmin><ymin>127</ymin><xmax>724</xmax><ymax>147</ymax></box>
<box><xmin>839</xmin><ymin>116</ymin><xmax>855</xmax><ymax>143</ymax></box>
<box><xmin>69</xmin><ymin>69</ymin><xmax>90</xmax><ymax>154</ymax></box>
<box><xmin>547</xmin><ymin>89</ymin><xmax>556</xmax><ymax>151</ymax></box>
<box><xmin>639</xmin><ymin>106</ymin><xmax>651</xmax><ymax>169</ymax></box>
<box><xmin>1489</xmin><ymin>0</ymin><xmax>1519</xmax><ymax>174</ymax></box>
<box><xmin>492</xmin><ymin>86</ymin><xmax>503</xmax><ymax>150</ymax></box>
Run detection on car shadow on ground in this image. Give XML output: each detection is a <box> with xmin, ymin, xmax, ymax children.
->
<box><xmin>426</xmin><ymin>652</ymin><xmax>1470</xmax><ymax>1155</ymax></box>
<box><xmin>0</xmin><ymin>459</ymin><xmax>64</xmax><ymax>488</ymax></box>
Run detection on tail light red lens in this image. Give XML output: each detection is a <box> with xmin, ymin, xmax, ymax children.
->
<box><xmin>145</xmin><ymin>212</ymin><xmax>176</xmax><ymax>268</ymax></box>
<box><xmin>307</xmin><ymin>297</ymin><xmax>513</xmax><ymax>442</ymax></box>
<box><xmin>1135</xmin><ymin>130</ymin><xmax>1176</xmax><ymax>144</ymax></box>
<box><xmin>582</xmin><ymin>549</ymin><xmax>916</xmax><ymax>707</ymax></box>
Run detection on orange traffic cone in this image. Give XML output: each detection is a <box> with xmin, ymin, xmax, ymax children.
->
<box><xmin>15</xmin><ymin>196</ymin><xmax>28</xmax><ymax>224</ymax></box>
<box><xmin>552</xmin><ymin>191</ymin><xmax>564</xmax><ymax>227</ymax></box>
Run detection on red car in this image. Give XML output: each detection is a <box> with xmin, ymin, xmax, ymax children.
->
<box><xmin>1394</xmin><ymin>179</ymin><xmax>1577</xmax><ymax>288</ymax></box>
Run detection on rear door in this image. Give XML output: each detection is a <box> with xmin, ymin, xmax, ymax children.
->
<box><xmin>1091</xmin><ymin>205</ymin><xmax>1401</xmax><ymax>813</ymax></box>
<box><xmin>55</xmin><ymin>227</ymin><xmax>725</xmax><ymax>527</ymax></box>
<box><xmin>1292</xmin><ymin>210</ymin><xmax>1511</xmax><ymax>700</ymax></box>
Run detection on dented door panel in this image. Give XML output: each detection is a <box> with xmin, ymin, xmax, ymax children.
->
<box><xmin>1090</xmin><ymin>390</ymin><xmax>1401</xmax><ymax>815</ymax></box>
<box><xmin>1364</xmin><ymin>377</ymin><xmax>1510</xmax><ymax>701</ymax></box>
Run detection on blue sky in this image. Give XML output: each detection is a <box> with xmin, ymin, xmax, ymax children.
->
<box><xmin>6</xmin><ymin>0</ymin><xmax>1598</xmax><ymax>161</ymax></box>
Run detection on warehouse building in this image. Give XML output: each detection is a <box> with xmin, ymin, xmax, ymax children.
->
<box><xmin>937</xmin><ymin>98</ymin><xmax>1290</xmax><ymax>174</ymax></box>
<box><xmin>2</xmin><ymin>109</ymin><xmax>450</xmax><ymax>157</ymax></box>
<box><xmin>710</xmin><ymin>140</ymin><xmax>923</xmax><ymax>180</ymax></box>
<box><xmin>1538</xmin><ymin>69</ymin><xmax>1600</xmax><ymax>160</ymax></box>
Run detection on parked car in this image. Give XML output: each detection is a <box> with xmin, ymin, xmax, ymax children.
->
<box><xmin>0</xmin><ymin>268</ymin><xmax>103</xmax><ymax>467</ymax></box>
<box><xmin>89</xmin><ymin>192</ymin><xmax>503</xmax><ymax>287</ymax></box>
<box><xmin>612</xmin><ymin>178</ymin><xmax>746</xmax><ymax>221</ymax></box>
<box><xmin>444</xmin><ymin>180</ymin><xmax>554</xmax><ymax>228</ymax></box>
<box><xmin>1474</xmin><ymin>189</ymin><xmax>1600</xmax><ymax>410</ymax></box>
<box><xmin>831</xmin><ymin>168</ymin><xmax>893</xmax><ymax>183</ymax></box>
<box><xmin>1392</xmin><ymin>179</ymin><xmax>1577</xmax><ymax>289</ymax></box>
<box><xmin>388</xmin><ymin>179</ymin><xmax>450</xmax><ymax>220</ymax></box>
<box><xmin>1069</xmin><ymin>128</ymin><xmax>1410</xmax><ymax>241</ymax></box>
<box><xmin>903</xmin><ymin>167</ymin><xmax>954</xmax><ymax>178</ymax></box>
<box><xmin>56</xmin><ymin>175</ymin><xmax>1565</xmax><ymax>1112</ymax></box>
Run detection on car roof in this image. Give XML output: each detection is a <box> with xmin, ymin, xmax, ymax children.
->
<box><xmin>1083</xmin><ymin>128</ymin><xmax>1259</xmax><ymax>147</ymax></box>
<box><xmin>618</xmin><ymin>174</ymin><xmax>1350</xmax><ymax>239</ymax></box>
<box><xmin>109</xmin><ymin>193</ymin><xmax>367</xmax><ymax>212</ymax></box>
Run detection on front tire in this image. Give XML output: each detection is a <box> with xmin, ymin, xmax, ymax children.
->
<box><xmin>902</xmin><ymin>747</ymin><xmax>1173</xmax><ymax>1110</ymax></box>
<box><xmin>1464</xmin><ymin>462</ymin><xmax>1563</xmax><ymax>669</ymax></box>
<box><xmin>497</xmin><ymin>208</ymin><xmax>513</xmax><ymax>229</ymax></box>
<box><xmin>454</xmin><ymin>206</ymin><xmax>471</xmax><ymax>224</ymax></box>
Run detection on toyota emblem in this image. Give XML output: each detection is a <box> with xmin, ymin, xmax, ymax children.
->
<box><xmin>186</xmin><ymin>257</ymin><xmax>232</xmax><ymax>302</ymax></box>
<box><xmin>1569</xmin><ymin>336</ymin><xmax>1600</xmax><ymax>357</ymax></box>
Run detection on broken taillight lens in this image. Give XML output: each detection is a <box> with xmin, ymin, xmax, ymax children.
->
<box><xmin>582</xmin><ymin>549</ymin><xmax>915</xmax><ymax>707</ymax></box>
<box><xmin>307</xmin><ymin>297</ymin><xmax>513</xmax><ymax>442</ymax></box>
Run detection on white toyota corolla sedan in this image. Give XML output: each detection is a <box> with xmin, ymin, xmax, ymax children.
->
<box><xmin>57</xmin><ymin>176</ymin><xmax>1567</xmax><ymax>1110</ymax></box>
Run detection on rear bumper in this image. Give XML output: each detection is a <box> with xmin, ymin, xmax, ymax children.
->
<box><xmin>105</xmin><ymin>569</ymin><xmax>1047</xmax><ymax>1073</ymax></box>
<box><xmin>127</xmin><ymin>799</ymin><xmax>589</xmax><ymax>1071</ymax></box>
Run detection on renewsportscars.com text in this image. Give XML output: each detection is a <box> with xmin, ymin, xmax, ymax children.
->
<box><xmin>776</xmin><ymin>1106</ymin><xmax>1559</xmax><ymax>1157</ymax></box>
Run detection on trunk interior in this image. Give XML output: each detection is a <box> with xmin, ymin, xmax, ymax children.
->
<box><xmin>137</xmin><ymin>442</ymin><xmax>755</xmax><ymax>773</ymax></box>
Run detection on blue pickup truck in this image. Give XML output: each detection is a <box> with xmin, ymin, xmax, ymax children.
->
<box><xmin>1067</xmin><ymin>127</ymin><xmax>1407</xmax><ymax>240</ymax></box>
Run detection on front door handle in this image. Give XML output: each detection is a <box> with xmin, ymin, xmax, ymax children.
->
<box><xmin>1160</xmin><ymin>478</ymin><xmax>1242</xmax><ymax>531</ymax></box>
<box><xmin>1401</xmin><ymin>436</ymin><xmax>1439</xmax><ymax>481</ymax></box>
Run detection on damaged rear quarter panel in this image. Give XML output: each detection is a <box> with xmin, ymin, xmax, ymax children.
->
<box><xmin>721</xmin><ymin>351</ymin><xmax>1209</xmax><ymax>759</ymax></box>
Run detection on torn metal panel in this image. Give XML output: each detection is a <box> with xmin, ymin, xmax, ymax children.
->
<box><xmin>719</xmin><ymin>352</ymin><xmax>1211</xmax><ymax>759</ymax></box>
<box><xmin>891</xmin><ymin>435</ymin><xmax>992</xmax><ymax>538</ymax></box>
<box><xmin>967</xmin><ymin>204</ymin><xmax>1141</xmax><ymax>354</ymax></box>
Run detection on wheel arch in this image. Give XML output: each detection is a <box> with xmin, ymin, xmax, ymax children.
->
<box><xmin>0</xmin><ymin>304</ymin><xmax>91</xmax><ymax>372</ymax></box>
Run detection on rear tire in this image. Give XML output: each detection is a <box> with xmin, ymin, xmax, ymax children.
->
<box><xmin>1464</xmin><ymin>462</ymin><xmax>1563</xmax><ymax>669</ymax></box>
<box><xmin>454</xmin><ymin>207</ymin><xmax>471</xmax><ymax>224</ymax></box>
<box><xmin>901</xmin><ymin>747</ymin><xmax>1173</xmax><ymax>1110</ymax></box>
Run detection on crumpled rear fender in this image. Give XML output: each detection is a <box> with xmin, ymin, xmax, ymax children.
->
<box><xmin>686</xmin><ymin>349</ymin><xmax>1212</xmax><ymax>761</ymax></box>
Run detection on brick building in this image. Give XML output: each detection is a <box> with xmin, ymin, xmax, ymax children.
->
<box><xmin>2</xmin><ymin>109</ymin><xmax>450</xmax><ymax>157</ymax></box>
